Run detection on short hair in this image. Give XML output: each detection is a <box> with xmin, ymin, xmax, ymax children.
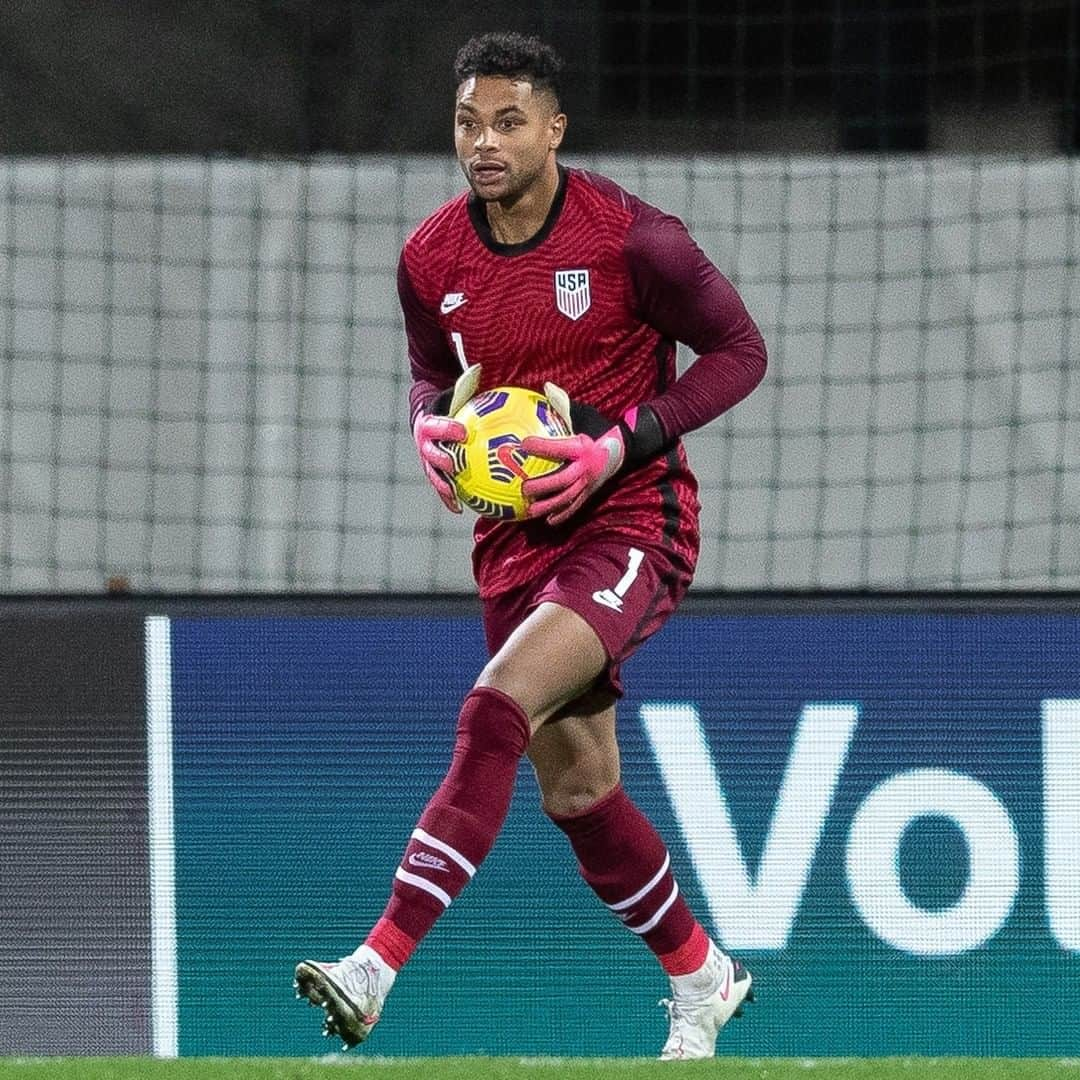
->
<box><xmin>453</xmin><ymin>32</ymin><xmax>564</xmax><ymax>108</ymax></box>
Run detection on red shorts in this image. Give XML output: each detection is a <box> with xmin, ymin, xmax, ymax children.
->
<box><xmin>480</xmin><ymin>537</ymin><xmax>693</xmax><ymax>700</ymax></box>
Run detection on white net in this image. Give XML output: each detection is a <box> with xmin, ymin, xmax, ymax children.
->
<box><xmin>1</xmin><ymin>155</ymin><xmax>1078</xmax><ymax>591</ymax></box>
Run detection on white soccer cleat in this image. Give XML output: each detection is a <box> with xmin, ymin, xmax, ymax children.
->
<box><xmin>293</xmin><ymin>950</ymin><xmax>390</xmax><ymax>1050</ymax></box>
<box><xmin>658</xmin><ymin>942</ymin><xmax>753</xmax><ymax>1061</ymax></box>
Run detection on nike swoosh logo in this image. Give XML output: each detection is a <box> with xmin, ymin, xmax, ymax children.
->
<box><xmin>408</xmin><ymin>852</ymin><xmax>449</xmax><ymax>872</ymax></box>
<box><xmin>495</xmin><ymin>443</ymin><xmax>528</xmax><ymax>480</ymax></box>
<box><xmin>440</xmin><ymin>294</ymin><xmax>467</xmax><ymax>315</ymax></box>
<box><xmin>717</xmin><ymin>962</ymin><xmax>732</xmax><ymax>1001</ymax></box>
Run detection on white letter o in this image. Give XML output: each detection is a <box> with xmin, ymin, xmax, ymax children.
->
<box><xmin>846</xmin><ymin>767</ymin><xmax>1019</xmax><ymax>956</ymax></box>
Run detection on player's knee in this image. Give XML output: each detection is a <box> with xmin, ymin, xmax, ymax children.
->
<box><xmin>473</xmin><ymin>665</ymin><xmax>535</xmax><ymax>717</ymax></box>
<box><xmin>456</xmin><ymin>685</ymin><xmax>532</xmax><ymax>757</ymax></box>
<box><xmin>542</xmin><ymin>782</ymin><xmax>619</xmax><ymax>820</ymax></box>
<box><xmin>475</xmin><ymin>655</ymin><xmax>607</xmax><ymax>728</ymax></box>
<box><xmin>538</xmin><ymin>773</ymin><xmax>619</xmax><ymax>819</ymax></box>
<box><xmin>473</xmin><ymin>663</ymin><xmax>548</xmax><ymax>727</ymax></box>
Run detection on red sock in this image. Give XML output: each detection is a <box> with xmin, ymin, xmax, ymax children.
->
<box><xmin>367</xmin><ymin>686</ymin><xmax>530</xmax><ymax>966</ymax></box>
<box><xmin>657</xmin><ymin>921</ymin><xmax>710</xmax><ymax>975</ymax></box>
<box><xmin>548</xmin><ymin>784</ymin><xmax>710</xmax><ymax>974</ymax></box>
<box><xmin>365</xmin><ymin>917</ymin><xmax>414</xmax><ymax>971</ymax></box>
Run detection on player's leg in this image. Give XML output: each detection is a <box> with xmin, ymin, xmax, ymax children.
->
<box><xmin>356</xmin><ymin>600</ymin><xmax>607</xmax><ymax>965</ymax></box>
<box><xmin>530</xmin><ymin>701</ymin><xmax>752</xmax><ymax>1058</ymax></box>
<box><xmin>522</xmin><ymin>542</ymin><xmax>753</xmax><ymax>1059</ymax></box>
<box><xmin>531</xmin><ymin>701</ymin><xmax>703</xmax><ymax>966</ymax></box>
<box><xmin>526</xmin><ymin>686</ymin><xmax>621</xmax><ymax>816</ymax></box>
<box><xmin>295</xmin><ymin>598</ymin><xmax>609</xmax><ymax>1048</ymax></box>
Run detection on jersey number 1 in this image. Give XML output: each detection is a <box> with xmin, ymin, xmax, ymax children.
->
<box><xmin>450</xmin><ymin>331</ymin><xmax>468</xmax><ymax>371</ymax></box>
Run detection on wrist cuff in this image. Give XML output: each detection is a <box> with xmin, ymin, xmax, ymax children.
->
<box><xmin>619</xmin><ymin>404</ymin><xmax>668</xmax><ymax>467</ymax></box>
<box><xmin>429</xmin><ymin>387</ymin><xmax>454</xmax><ymax>415</ymax></box>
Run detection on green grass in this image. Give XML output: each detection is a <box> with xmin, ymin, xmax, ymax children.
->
<box><xmin>0</xmin><ymin>1059</ymin><xmax>1077</xmax><ymax>1080</ymax></box>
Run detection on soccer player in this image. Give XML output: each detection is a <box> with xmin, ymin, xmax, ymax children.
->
<box><xmin>295</xmin><ymin>31</ymin><xmax>767</xmax><ymax>1060</ymax></box>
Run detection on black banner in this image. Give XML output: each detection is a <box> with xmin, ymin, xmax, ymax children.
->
<box><xmin>0</xmin><ymin>612</ymin><xmax>150</xmax><ymax>1054</ymax></box>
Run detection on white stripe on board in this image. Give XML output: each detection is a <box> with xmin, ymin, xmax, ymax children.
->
<box><xmin>146</xmin><ymin>616</ymin><xmax>178</xmax><ymax>1058</ymax></box>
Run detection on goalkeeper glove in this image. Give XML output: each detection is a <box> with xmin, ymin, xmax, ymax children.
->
<box><xmin>412</xmin><ymin>364</ymin><xmax>481</xmax><ymax>514</ymax></box>
<box><xmin>521</xmin><ymin>382</ymin><xmax>666</xmax><ymax>526</ymax></box>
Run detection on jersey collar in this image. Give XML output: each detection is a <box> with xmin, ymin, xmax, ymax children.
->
<box><xmin>467</xmin><ymin>165</ymin><xmax>569</xmax><ymax>256</ymax></box>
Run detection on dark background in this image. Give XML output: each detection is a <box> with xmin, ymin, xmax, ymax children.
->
<box><xmin>0</xmin><ymin>0</ymin><xmax>1075</xmax><ymax>155</ymax></box>
<box><xmin>0</xmin><ymin>613</ymin><xmax>150</xmax><ymax>1054</ymax></box>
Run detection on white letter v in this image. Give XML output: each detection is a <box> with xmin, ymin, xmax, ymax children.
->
<box><xmin>639</xmin><ymin>701</ymin><xmax>858</xmax><ymax>950</ymax></box>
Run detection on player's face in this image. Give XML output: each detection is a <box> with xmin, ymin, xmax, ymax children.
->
<box><xmin>454</xmin><ymin>76</ymin><xmax>565</xmax><ymax>204</ymax></box>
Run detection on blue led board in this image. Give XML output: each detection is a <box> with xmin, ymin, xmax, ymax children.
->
<box><xmin>165</xmin><ymin>611</ymin><xmax>1080</xmax><ymax>1057</ymax></box>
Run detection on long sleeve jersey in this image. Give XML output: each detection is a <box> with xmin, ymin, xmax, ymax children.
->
<box><xmin>399</xmin><ymin>165</ymin><xmax>767</xmax><ymax>597</ymax></box>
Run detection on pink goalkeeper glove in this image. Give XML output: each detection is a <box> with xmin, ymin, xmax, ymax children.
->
<box><xmin>413</xmin><ymin>411</ymin><xmax>466</xmax><ymax>513</ymax></box>
<box><xmin>521</xmin><ymin>425</ymin><xmax>626</xmax><ymax>526</ymax></box>
<box><xmin>412</xmin><ymin>363</ymin><xmax>481</xmax><ymax>514</ymax></box>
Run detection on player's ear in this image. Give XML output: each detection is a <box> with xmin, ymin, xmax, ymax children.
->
<box><xmin>549</xmin><ymin>112</ymin><xmax>567</xmax><ymax>151</ymax></box>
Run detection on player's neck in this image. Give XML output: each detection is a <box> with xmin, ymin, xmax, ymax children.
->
<box><xmin>485</xmin><ymin>159</ymin><xmax>561</xmax><ymax>246</ymax></box>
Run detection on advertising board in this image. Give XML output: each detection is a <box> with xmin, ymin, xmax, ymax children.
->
<box><xmin>153</xmin><ymin>606</ymin><xmax>1080</xmax><ymax>1056</ymax></box>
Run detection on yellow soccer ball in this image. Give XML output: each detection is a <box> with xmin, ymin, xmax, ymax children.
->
<box><xmin>444</xmin><ymin>385</ymin><xmax>570</xmax><ymax>520</ymax></box>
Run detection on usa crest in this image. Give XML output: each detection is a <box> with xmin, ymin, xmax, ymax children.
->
<box><xmin>554</xmin><ymin>269</ymin><xmax>591</xmax><ymax>321</ymax></box>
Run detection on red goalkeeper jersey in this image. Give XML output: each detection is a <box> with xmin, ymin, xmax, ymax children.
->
<box><xmin>399</xmin><ymin>166</ymin><xmax>766</xmax><ymax>598</ymax></box>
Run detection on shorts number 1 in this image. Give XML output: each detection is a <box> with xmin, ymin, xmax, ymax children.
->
<box><xmin>592</xmin><ymin>547</ymin><xmax>645</xmax><ymax>612</ymax></box>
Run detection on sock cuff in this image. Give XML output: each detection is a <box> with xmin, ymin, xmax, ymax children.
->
<box><xmin>545</xmin><ymin>781</ymin><xmax>627</xmax><ymax>828</ymax></box>
<box><xmin>461</xmin><ymin>685</ymin><xmax>532</xmax><ymax>754</ymax></box>
<box><xmin>366</xmin><ymin>915</ymin><xmax>418</xmax><ymax>971</ymax></box>
<box><xmin>658</xmin><ymin>920</ymin><xmax>710</xmax><ymax>976</ymax></box>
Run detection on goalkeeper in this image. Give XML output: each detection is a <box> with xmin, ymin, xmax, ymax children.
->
<box><xmin>296</xmin><ymin>30</ymin><xmax>766</xmax><ymax>1061</ymax></box>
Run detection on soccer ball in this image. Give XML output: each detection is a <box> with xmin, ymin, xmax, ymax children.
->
<box><xmin>443</xmin><ymin>385</ymin><xmax>570</xmax><ymax>520</ymax></box>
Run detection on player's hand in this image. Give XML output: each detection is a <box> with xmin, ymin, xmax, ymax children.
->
<box><xmin>413</xmin><ymin>365</ymin><xmax>480</xmax><ymax>514</ymax></box>
<box><xmin>520</xmin><ymin>426</ymin><xmax>626</xmax><ymax>526</ymax></box>
<box><xmin>413</xmin><ymin>412</ymin><xmax>466</xmax><ymax>512</ymax></box>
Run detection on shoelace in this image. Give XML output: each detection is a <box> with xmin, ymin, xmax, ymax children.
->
<box><xmin>333</xmin><ymin>957</ymin><xmax>379</xmax><ymax>1003</ymax></box>
<box><xmin>658</xmin><ymin>997</ymin><xmax>699</xmax><ymax>1058</ymax></box>
<box><xmin>658</xmin><ymin>996</ymin><xmax>705</xmax><ymax>1027</ymax></box>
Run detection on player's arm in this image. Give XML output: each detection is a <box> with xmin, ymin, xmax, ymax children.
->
<box><xmin>398</xmin><ymin>252</ymin><xmax>471</xmax><ymax>512</ymax></box>
<box><xmin>399</xmin><ymin>252</ymin><xmax>461</xmax><ymax>423</ymax></box>
<box><xmin>522</xmin><ymin>209</ymin><xmax>767</xmax><ymax>525</ymax></box>
<box><xmin>622</xmin><ymin>205</ymin><xmax>767</xmax><ymax>444</ymax></box>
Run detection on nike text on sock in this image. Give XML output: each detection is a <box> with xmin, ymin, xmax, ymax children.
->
<box><xmin>393</xmin><ymin>826</ymin><xmax>476</xmax><ymax>909</ymax></box>
<box><xmin>377</xmin><ymin>686</ymin><xmax>531</xmax><ymax>947</ymax></box>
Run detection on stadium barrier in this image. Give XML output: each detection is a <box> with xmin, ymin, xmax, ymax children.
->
<box><xmin>2</xmin><ymin>594</ymin><xmax>1078</xmax><ymax>1057</ymax></box>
